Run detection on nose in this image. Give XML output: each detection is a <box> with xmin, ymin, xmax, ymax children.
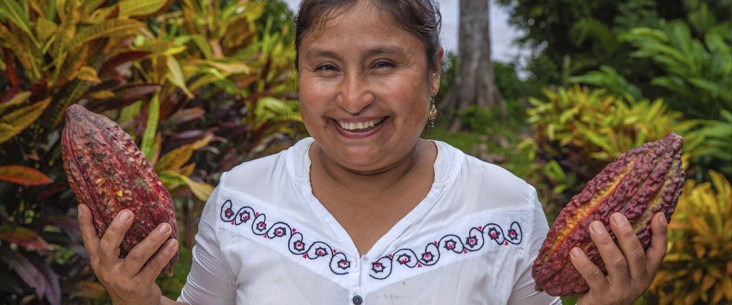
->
<box><xmin>336</xmin><ymin>72</ymin><xmax>374</xmax><ymax>114</ymax></box>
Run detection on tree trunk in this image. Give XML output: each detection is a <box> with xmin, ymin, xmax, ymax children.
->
<box><xmin>441</xmin><ymin>0</ymin><xmax>506</xmax><ymax>132</ymax></box>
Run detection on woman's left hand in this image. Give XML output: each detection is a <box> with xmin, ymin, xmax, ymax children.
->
<box><xmin>571</xmin><ymin>212</ymin><xmax>668</xmax><ymax>305</ymax></box>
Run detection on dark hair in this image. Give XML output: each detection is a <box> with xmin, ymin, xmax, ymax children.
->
<box><xmin>295</xmin><ymin>0</ymin><xmax>442</xmax><ymax>72</ymax></box>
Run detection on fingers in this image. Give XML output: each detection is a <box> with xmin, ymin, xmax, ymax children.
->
<box><xmin>98</xmin><ymin>210</ymin><xmax>135</xmax><ymax>261</ymax></box>
<box><xmin>610</xmin><ymin>213</ymin><xmax>648</xmax><ymax>281</ymax></box>
<box><xmin>575</xmin><ymin>213</ymin><xmax>669</xmax><ymax>304</ymax></box>
<box><xmin>645</xmin><ymin>212</ymin><xmax>668</xmax><ymax>275</ymax></box>
<box><xmin>137</xmin><ymin>238</ymin><xmax>179</xmax><ymax>281</ymax></box>
<box><xmin>78</xmin><ymin>204</ymin><xmax>100</xmax><ymax>258</ymax></box>
<box><xmin>570</xmin><ymin>246</ymin><xmax>608</xmax><ymax>292</ymax></box>
<box><xmin>122</xmin><ymin>222</ymin><xmax>175</xmax><ymax>279</ymax></box>
<box><xmin>590</xmin><ymin>218</ymin><xmax>630</xmax><ymax>286</ymax></box>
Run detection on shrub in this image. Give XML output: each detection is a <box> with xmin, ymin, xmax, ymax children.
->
<box><xmin>520</xmin><ymin>85</ymin><xmax>704</xmax><ymax>216</ymax></box>
<box><xmin>648</xmin><ymin>171</ymin><xmax>732</xmax><ymax>305</ymax></box>
<box><xmin>0</xmin><ymin>0</ymin><xmax>302</xmax><ymax>303</ymax></box>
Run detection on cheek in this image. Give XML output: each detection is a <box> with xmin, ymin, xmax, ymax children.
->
<box><xmin>298</xmin><ymin>79</ymin><xmax>325</xmax><ymax>118</ymax></box>
<box><xmin>396</xmin><ymin>85</ymin><xmax>430</xmax><ymax>118</ymax></box>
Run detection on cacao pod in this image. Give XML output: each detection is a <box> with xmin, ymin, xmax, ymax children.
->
<box><xmin>532</xmin><ymin>132</ymin><xmax>684</xmax><ymax>296</ymax></box>
<box><xmin>61</xmin><ymin>104</ymin><xmax>178</xmax><ymax>276</ymax></box>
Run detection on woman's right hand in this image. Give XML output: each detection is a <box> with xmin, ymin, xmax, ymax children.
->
<box><xmin>78</xmin><ymin>204</ymin><xmax>179</xmax><ymax>305</ymax></box>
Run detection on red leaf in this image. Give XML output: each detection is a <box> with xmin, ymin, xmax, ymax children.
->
<box><xmin>0</xmin><ymin>165</ymin><xmax>52</xmax><ymax>186</ymax></box>
<box><xmin>165</xmin><ymin>107</ymin><xmax>205</xmax><ymax>125</ymax></box>
<box><xmin>0</xmin><ymin>248</ymin><xmax>61</xmax><ymax>305</ymax></box>
<box><xmin>85</xmin><ymin>83</ymin><xmax>161</xmax><ymax>112</ymax></box>
<box><xmin>0</xmin><ymin>86</ymin><xmax>20</xmax><ymax>104</ymax></box>
<box><xmin>0</xmin><ymin>226</ymin><xmax>53</xmax><ymax>252</ymax></box>
<box><xmin>98</xmin><ymin>51</ymin><xmax>151</xmax><ymax>78</ymax></box>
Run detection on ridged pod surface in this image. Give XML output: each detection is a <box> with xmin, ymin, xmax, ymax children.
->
<box><xmin>61</xmin><ymin>104</ymin><xmax>178</xmax><ymax>276</ymax></box>
<box><xmin>532</xmin><ymin>132</ymin><xmax>684</xmax><ymax>296</ymax></box>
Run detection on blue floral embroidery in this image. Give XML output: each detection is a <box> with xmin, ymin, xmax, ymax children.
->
<box><xmin>220</xmin><ymin>200</ymin><xmax>351</xmax><ymax>275</ymax></box>
<box><xmin>369</xmin><ymin>222</ymin><xmax>523</xmax><ymax>280</ymax></box>
<box><xmin>219</xmin><ymin>200</ymin><xmax>523</xmax><ymax>280</ymax></box>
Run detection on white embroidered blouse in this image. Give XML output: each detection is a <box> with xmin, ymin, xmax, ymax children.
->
<box><xmin>177</xmin><ymin>138</ymin><xmax>562</xmax><ymax>305</ymax></box>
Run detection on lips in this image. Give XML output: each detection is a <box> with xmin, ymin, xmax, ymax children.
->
<box><xmin>336</xmin><ymin>117</ymin><xmax>386</xmax><ymax>132</ymax></box>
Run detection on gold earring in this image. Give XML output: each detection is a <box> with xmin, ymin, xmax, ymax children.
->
<box><xmin>428</xmin><ymin>97</ymin><xmax>437</xmax><ymax>128</ymax></box>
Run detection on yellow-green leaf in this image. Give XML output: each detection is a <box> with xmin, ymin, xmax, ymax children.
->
<box><xmin>154</xmin><ymin>134</ymin><xmax>212</xmax><ymax>172</ymax></box>
<box><xmin>85</xmin><ymin>90</ymin><xmax>116</xmax><ymax>100</ymax></box>
<box><xmin>0</xmin><ymin>165</ymin><xmax>52</xmax><ymax>186</ymax></box>
<box><xmin>0</xmin><ymin>91</ymin><xmax>31</xmax><ymax>112</ymax></box>
<box><xmin>90</xmin><ymin>5</ymin><xmax>119</xmax><ymax>23</ymax></box>
<box><xmin>158</xmin><ymin>170</ymin><xmax>186</xmax><ymax>190</ymax></box>
<box><xmin>44</xmin><ymin>79</ymin><xmax>94</xmax><ymax>129</ymax></box>
<box><xmin>180</xmin><ymin>175</ymin><xmax>213</xmax><ymax>201</ymax></box>
<box><xmin>178</xmin><ymin>163</ymin><xmax>195</xmax><ymax>176</ymax></box>
<box><xmin>119</xmin><ymin>0</ymin><xmax>170</xmax><ymax>18</ymax></box>
<box><xmin>0</xmin><ymin>23</ymin><xmax>41</xmax><ymax>81</ymax></box>
<box><xmin>158</xmin><ymin>170</ymin><xmax>213</xmax><ymax>201</ymax></box>
<box><xmin>198</xmin><ymin>60</ymin><xmax>251</xmax><ymax>75</ymax></box>
<box><xmin>155</xmin><ymin>146</ymin><xmax>194</xmax><ymax>172</ymax></box>
<box><xmin>64</xmin><ymin>19</ymin><xmax>144</xmax><ymax>52</ymax></box>
<box><xmin>165</xmin><ymin>56</ymin><xmax>193</xmax><ymax>98</ymax></box>
<box><xmin>140</xmin><ymin>91</ymin><xmax>160</xmax><ymax>161</ymax></box>
<box><xmin>0</xmin><ymin>97</ymin><xmax>51</xmax><ymax>143</ymax></box>
<box><xmin>35</xmin><ymin>17</ymin><xmax>57</xmax><ymax>44</ymax></box>
<box><xmin>76</xmin><ymin>66</ymin><xmax>101</xmax><ymax>83</ymax></box>
<box><xmin>0</xmin><ymin>0</ymin><xmax>37</xmax><ymax>45</ymax></box>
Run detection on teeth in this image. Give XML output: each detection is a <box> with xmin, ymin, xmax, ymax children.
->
<box><xmin>338</xmin><ymin>118</ymin><xmax>384</xmax><ymax>131</ymax></box>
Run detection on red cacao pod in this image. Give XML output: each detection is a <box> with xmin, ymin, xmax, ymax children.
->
<box><xmin>532</xmin><ymin>132</ymin><xmax>684</xmax><ymax>296</ymax></box>
<box><xmin>61</xmin><ymin>104</ymin><xmax>178</xmax><ymax>276</ymax></box>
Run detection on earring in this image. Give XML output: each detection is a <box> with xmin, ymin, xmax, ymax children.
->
<box><xmin>428</xmin><ymin>97</ymin><xmax>437</xmax><ymax>128</ymax></box>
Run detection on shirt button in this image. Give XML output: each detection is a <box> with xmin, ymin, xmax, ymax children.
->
<box><xmin>352</xmin><ymin>295</ymin><xmax>363</xmax><ymax>305</ymax></box>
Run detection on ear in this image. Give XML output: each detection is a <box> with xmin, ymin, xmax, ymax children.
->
<box><xmin>430</xmin><ymin>47</ymin><xmax>444</xmax><ymax>95</ymax></box>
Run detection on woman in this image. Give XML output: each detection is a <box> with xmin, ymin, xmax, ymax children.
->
<box><xmin>77</xmin><ymin>0</ymin><xmax>669</xmax><ymax>304</ymax></box>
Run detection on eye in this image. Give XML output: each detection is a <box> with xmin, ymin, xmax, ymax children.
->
<box><xmin>372</xmin><ymin>60</ymin><xmax>395</xmax><ymax>69</ymax></box>
<box><xmin>315</xmin><ymin>63</ymin><xmax>339</xmax><ymax>72</ymax></box>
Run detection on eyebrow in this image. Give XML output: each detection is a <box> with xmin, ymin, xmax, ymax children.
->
<box><xmin>304</xmin><ymin>46</ymin><xmax>407</xmax><ymax>60</ymax></box>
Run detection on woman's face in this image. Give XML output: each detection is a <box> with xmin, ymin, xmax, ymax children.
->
<box><xmin>298</xmin><ymin>1</ymin><xmax>442</xmax><ymax>173</ymax></box>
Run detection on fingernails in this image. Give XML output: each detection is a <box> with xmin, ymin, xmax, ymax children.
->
<box><xmin>590</xmin><ymin>221</ymin><xmax>605</xmax><ymax>236</ymax></box>
<box><xmin>119</xmin><ymin>210</ymin><xmax>131</xmax><ymax>221</ymax></box>
<box><xmin>159</xmin><ymin>223</ymin><xmax>171</xmax><ymax>233</ymax></box>
<box><xmin>77</xmin><ymin>205</ymin><xmax>83</xmax><ymax>217</ymax></box>
<box><xmin>611</xmin><ymin>213</ymin><xmax>627</xmax><ymax>226</ymax></box>
<box><xmin>167</xmin><ymin>239</ymin><xmax>178</xmax><ymax>250</ymax></box>
<box><xmin>658</xmin><ymin>213</ymin><xmax>668</xmax><ymax>226</ymax></box>
<box><xmin>570</xmin><ymin>247</ymin><xmax>582</xmax><ymax>259</ymax></box>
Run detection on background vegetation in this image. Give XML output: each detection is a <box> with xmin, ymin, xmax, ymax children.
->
<box><xmin>0</xmin><ymin>0</ymin><xmax>729</xmax><ymax>304</ymax></box>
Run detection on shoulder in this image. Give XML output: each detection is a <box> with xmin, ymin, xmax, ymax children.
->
<box><xmin>433</xmin><ymin>140</ymin><xmax>538</xmax><ymax>211</ymax></box>
<box><xmin>218</xmin><ymin>138</ymin><xmax>312</xmax><ymax>193</ymax></box>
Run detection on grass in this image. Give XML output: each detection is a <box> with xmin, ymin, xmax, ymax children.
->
<box><xmin>423</xmin><ymin>111</ymin><xmax>535</xmax><ymax>180</ymax></box>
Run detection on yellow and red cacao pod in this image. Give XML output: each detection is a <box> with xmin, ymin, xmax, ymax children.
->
<box><xmin>61</xmin><ymin>104</ymin><xmax>178</xmax><ymax>276</ymax></box>
<box><xmin>532</xmin><ymin>132</ymin><xmax>685</xmax><ymax>296</ymax></box>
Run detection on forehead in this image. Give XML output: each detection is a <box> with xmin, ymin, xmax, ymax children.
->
<box><xmin>301</xmin><ymin>1</ymin><xmax>423</xmax><ymax>51</ymax></box>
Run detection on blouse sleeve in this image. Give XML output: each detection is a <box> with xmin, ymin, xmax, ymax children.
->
<box><xmin>507</xmin><ymin>186</ymin><xmax>563</xmax><ymax>305</ymax></box>
<box><xmin>177</xmin><ymin>185</ymin><xmax>237</xmax><ymax>305</ymax></box>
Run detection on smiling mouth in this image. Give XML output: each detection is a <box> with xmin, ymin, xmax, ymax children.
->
<box><xmin>336</xmin><ymin>117</ymin><xmax>387</xmax><ymax>132</ymax></box>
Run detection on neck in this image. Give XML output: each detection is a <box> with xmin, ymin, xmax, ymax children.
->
<box><xmin>310</xmin><ymin>139</ymin><xmax>435</xmax><ymax>198</ymax></box>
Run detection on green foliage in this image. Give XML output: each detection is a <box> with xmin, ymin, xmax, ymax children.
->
<box><xmin>496</xmin><ymin>0</ymin><xmax>688</xmax><ymax>82</ymax></box>
<box><xmin>648</xmin><ymin>171</ymin><xmax>732</xmax><ymax>305</ymax></box>
<box><xmin>572</xmin><ymin>3</ymin><xmax>732</xmax><ymax>180</ymax></box>
<box><xmin>520</xmin><ymin>85</ymin><xmax>704</xmax><ymax>215</ymax></box>
<box><xmin>568</xmin><ymin>65</ymin><xmax>643</xmax><ymax>100</ymax></box>
<box><xmin>493</xmin><ymin>61</ymin><xmax>545</xmax><ymax>104</ymax></box>
<box><xmin>692</xmin><ymin>110</ymin><xmax>732</xmax><ymax>178</ymax></box>
<box><xmin>435</xmin><ymin>52</ymin><xmax>457</xmax><ymax>106</ymax></box>
<box><xmin>0</xmin><ymin>0</ymin><xmax>302</xmax><ymax>303</ymax></box>
<box><xmin>619</xmin><ymin>16</ymin><xmax>732</xmax><ymax>121</ymax></box>
<box><xmin>456</xmin><ymin>105</ymin><xmax>495</xmax><ymax>133</ymax></box>
<box><xmin>496</xmin><ymin>0</ymin><xmax>731</xmax><ymax>99</ymax></box>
